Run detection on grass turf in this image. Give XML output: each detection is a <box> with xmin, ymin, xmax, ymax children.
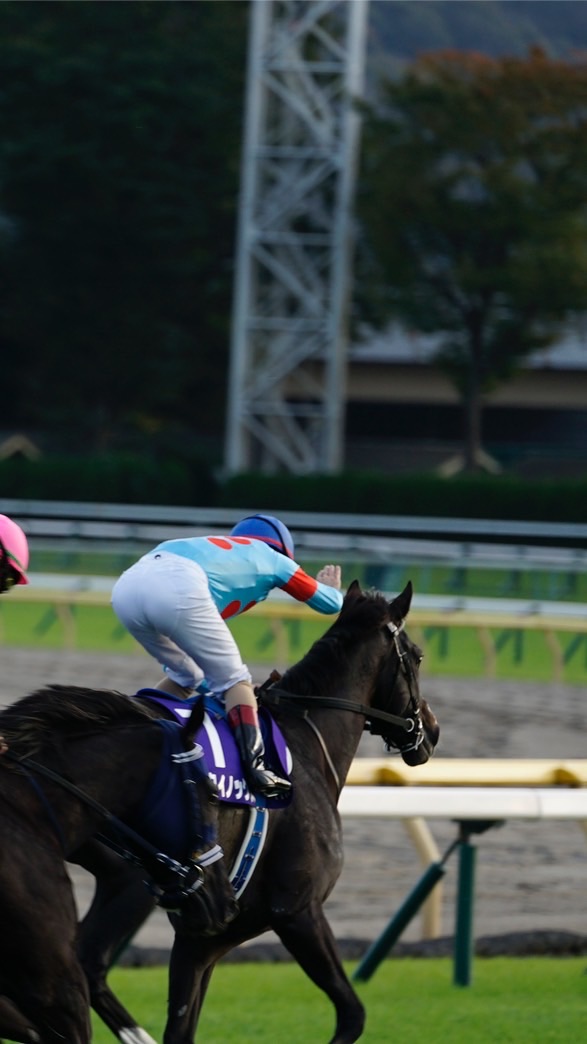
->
<box><xmin>90</xmin><ymin>957</ymin><xmax>587</xmax><ymax>1043</ymax></box>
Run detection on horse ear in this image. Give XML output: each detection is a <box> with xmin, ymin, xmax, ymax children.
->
<box><xmin>344</xmin><ymin>579</ymin><xmax>362</xmax><ymax>601</ymax></box>
<box><xmin>389</xmin><ymin>580</ymin><xmax>413</xmax><ymax>626</ymax></box>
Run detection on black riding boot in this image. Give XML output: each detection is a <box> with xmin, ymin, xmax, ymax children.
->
<box><xmin>228</xmin><ymin>705</ymin><xmax>291</xmax><ymax>799</ymax></box>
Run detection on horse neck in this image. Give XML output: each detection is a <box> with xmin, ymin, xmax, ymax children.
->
<box><xmin>281</xmin><ymin>658</ymin><xmax>373</xmax><ymax>794</ymax></box>
<box><xmin>306</xmin><ymin>715</ymin><xmax>362</xmax><ymax>801</ymax></box>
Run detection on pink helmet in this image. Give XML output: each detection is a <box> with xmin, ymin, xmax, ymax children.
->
<box><xmin>0</xmin><ymin>514</ymin><xmax>29</xmax><ymax>585</ymax></box>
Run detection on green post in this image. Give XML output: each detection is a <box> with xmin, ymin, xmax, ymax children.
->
<box><xmin>453</xmin><ymin>835</ymin><xmax>477</xmax><ymax>986</ymax></box>
<box><xmin>452</xmin><ymin>819</ymin><xmax>503</xmax><ymax>987</ymax></box>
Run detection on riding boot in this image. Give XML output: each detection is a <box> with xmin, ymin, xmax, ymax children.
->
<box><xmin>227</xmin><ymin>705</ymin><xmax>291</xmax><ymax>799</ymax></box>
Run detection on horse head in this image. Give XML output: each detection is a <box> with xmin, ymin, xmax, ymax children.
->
<box><xmin>340</xmin><ymin>580</ymin><xmax>439</xmax><ymax>766</ymax></box>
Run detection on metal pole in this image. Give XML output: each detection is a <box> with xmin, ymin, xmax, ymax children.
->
<box><xmin>453</xmin><ymin>834</ymin><xmax>477</xmax><ymax>986</ymax></box>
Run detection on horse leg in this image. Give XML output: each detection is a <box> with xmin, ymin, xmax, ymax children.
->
<box><xmin>0</xmin><ymin>995</ymin><xmax>41</xmax><ymax>1042</ymax></box>
<box><xmin>73</xmin><ymin>841</ymin><xmax>159</xmax><ymax>1044</ymax></box>
<box><xmin>0</xmin><ymin>861</ymin><xmax>92</xmax><ymax>1044</ymax></box>
<box><xmin>272</xmin><ymin>902</ymin><xmax>366</xmax><ymax>1044</ymax></box>
<box><xmin>163</xmin><ymin>933</ymin><xmax>217</xmax><ymax>1044</ymax></box>
<box><xmin>9</xmin><ymin>956</ymin><xmax>91</xmax><ymax>1044</ymax></box>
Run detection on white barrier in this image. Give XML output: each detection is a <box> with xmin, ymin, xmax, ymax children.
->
<box><xmin>339</xmin><ymin>782</ymin><xmax>587</xmax><ymax>947</ymax></box>
<box><xmin>338</xmin><ymin>785</ymin><xmax>587</xmax><ymax>821</ymax></box>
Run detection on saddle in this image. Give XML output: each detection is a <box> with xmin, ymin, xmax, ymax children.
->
<box><xmin>134</xmin><ymin>688</ymin><xmax>293</xmax><ymax>810</ymax></box>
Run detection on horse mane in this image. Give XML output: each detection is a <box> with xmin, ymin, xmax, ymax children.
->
<box><xmin>0</xmin><ymin>685</ymin><xmax>153</xmax><ymax>760</ymax></box>
<box><xmin>281</xmin><ymin>588</ymin><xmax>391</xmax><ymax>696</ymax></box>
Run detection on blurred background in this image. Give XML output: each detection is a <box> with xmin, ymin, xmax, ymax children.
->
<box><xmin>0</xmin><ymin>0</ymin><xmax>585</xmax><ymax>494</ymax></box>
<box><xmin>0</xmin><ymin>0</ymin><xmax>586</xmax><ymax>687</ymax></box>
<box><xmin>0</xmin><ymin>0</ymin><xmax>586</xmax><ymax>979</ymax></box>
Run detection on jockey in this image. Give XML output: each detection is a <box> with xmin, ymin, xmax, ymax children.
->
<box><xmin>111</xmin><ymin>514</ymin><xmax>343</xmax><ymax>799</ymax></box>
<box><xmin>0</xmin><ymin>514</ymin><xmax>29</xmax><ymax>593</ymax></box>
<box><xmin>0</xmin><ymin>514</ymin><xmax>29</xmax><ymax>754</ymax></box>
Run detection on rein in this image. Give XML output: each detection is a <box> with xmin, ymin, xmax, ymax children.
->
<box><xmin>1</xmin><ymin>743</ymin><xmax>218</xmax><ymax>910</ymax></box>
<box><xmin>257</xmin><ymin>617</ymin><xmax>424</xmax><ymax>773</ymax></box>
<box><xmin>258</xmin><ymin>688</ymin><xmax>418</xmax><ymax>734</ymax></box>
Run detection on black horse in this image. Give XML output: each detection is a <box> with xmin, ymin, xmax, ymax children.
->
<box><xmin>75</xmin><ymin>580</ymin><xmax>439</xmax><ymax>1044</ymax></box>
<box><xmin>0</xmin><ymin>685</ymin><xmax>232</xmax><ymax>1044</ymax></box>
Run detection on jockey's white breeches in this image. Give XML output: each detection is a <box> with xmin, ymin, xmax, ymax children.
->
<box><xmin>111</xmin><ymin>550</ymin><xmax>252</xmax><ymax>694</ymax></box>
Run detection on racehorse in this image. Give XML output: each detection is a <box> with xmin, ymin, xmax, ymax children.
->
<box><xmin>0</xmin><ymin>685</ymin><xmax>232</xmax><ymax>1044</ymax></box>
<box><xmin>75</xmin><ymin>580</ymin><xmax>439</xmax><ymax>1044</ymax></box>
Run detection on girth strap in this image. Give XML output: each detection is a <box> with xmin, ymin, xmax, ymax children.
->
<box><xmin>229</xmin><ymin>805</ymin><xmax>268</xmax><ymax>899</ymax></box>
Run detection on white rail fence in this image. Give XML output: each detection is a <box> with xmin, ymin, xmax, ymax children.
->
<box><xmin>2</xmin><ymin>499</ymin><xmax>587</xmax><ymax>573</ymax></box>
<box><xmin>340</xmin><ymin>770</ymin><xmax>587</xmax><ymax>983</ymax></box>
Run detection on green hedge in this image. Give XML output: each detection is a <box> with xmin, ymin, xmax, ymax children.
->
<box><xmin>0</xmin><ymin>453</ymin><xmax>218</xmax><ymax>506</ymax></box>
<box><xmin>220</xmin><ymin>471</ymin><xmax>587</xmax><ymax>523</ymax></box>
<box><xmin>1</xmin><ymin>456</ymin><xmax>586</xmax><ymax>523</ymax></box>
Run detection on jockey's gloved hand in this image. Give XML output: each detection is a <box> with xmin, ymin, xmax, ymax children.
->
<box><xmin>195</xmin><ymin>678</ymin><xmax>212</xmax><ymax>696</ymax></box>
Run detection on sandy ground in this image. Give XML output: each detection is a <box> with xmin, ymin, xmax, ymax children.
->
<box><xmin>1</xmin><ymin>647</ymin><xmax>586</xmax><ymax>954</ymax></box>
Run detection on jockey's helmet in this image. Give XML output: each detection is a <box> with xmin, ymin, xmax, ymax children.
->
<box><xmin>230</xmin><ymin>514</ymin><xmax>294</xmax><ymax>559</ymax></box>
<box><xmin>0</xmin><ymin>514</ymin><xmax>29</xmax><ymax>588</ymax></box>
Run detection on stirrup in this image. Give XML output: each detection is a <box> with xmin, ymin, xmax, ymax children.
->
<box><xmin>249</xmin><ymin>767</ymin><xmax>292</xmax><ymax>799</ymax></box>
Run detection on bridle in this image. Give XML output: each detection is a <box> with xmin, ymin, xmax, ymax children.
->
<box><xmin>257</xmin><ymin>616</ymin><xmax>425</xmax><ymax>784</ymax></box>
<box><xmin>377</xmin><ymin>621</ymin><xmax>425</xmax><ymax>756</ymax></box>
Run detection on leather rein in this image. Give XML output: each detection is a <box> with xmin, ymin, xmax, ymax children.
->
<box><xmin>257</xmin><ymin>620</ymin><xmax>425</xmax><ymax>788</ymax></box>
<box><xmin>258</xmin><ymin>687</ymin><xmax>418</xmax><ymax>734</ymax></box>
<box><xmin>1</xmin><ymin>739</ymin><xmax>217</xmax><ymax>910</ymax></box>
<box><xmin>259</xmin><ymin>620</ymin><xmax>420</xmax><ymax>731</ymax></box>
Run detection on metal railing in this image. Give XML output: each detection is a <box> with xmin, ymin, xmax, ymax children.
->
<box><xmin>2</xmin><ymin>499</ymin><xmax>587</xmax><ymax>578</ymax></box>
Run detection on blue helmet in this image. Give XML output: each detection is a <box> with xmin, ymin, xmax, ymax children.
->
<box><xmin>230</xmin><ymin>514</ymin><xmax>294</xmax><ymax>559</ymax></box>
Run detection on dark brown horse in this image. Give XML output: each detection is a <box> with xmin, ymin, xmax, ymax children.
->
<box><xmin>0</xmin><ymin>685</ymin><xmax>230</xmax><ymax>1044</ymax></box>
<box><xmin>75</xmin><ymin>581</ymin><xmax>439</xmax><ymax>1044</ymax></box>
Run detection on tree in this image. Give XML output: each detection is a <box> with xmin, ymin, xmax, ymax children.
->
<box><xmin>356</xmin><ymin>47</ymin><xmax>587</xmax><ymax>472</ymax></box>
<box><xmin>0</xmin><ymin>1</ymin><xmax>248</xmax><ymax>452</ymax></box>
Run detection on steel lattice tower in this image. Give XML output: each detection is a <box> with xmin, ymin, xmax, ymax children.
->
<box><xmin>224</xmin><ymin>0</ymin><xmax>369</xmax><ymax>474</ymax></box>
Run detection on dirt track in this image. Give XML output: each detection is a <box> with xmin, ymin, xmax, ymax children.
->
<box><xmin>1</xmin><ymin>647</ymin><xmax>586</xmax><ymax>955</ymax></box>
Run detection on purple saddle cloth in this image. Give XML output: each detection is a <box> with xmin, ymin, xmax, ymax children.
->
<box><xmin>134</xmin><ymin>689</ymin><xmax>293</xmax><ymax>809</ymax></box>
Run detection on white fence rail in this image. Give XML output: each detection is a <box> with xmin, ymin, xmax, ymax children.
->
<box><xmin>339</xmin><ymin>785</ymin><xmax>587</xmax><ymax>822</ymax></box>
<box><xmin>2</xmin><ymin>499</ymin><xmax>587</xmax><ymax>578</ymax></box>
<box><xmin>339</xmin><ymin>779</ymin><xmax>587</xmax><ymax>958</ymax></box>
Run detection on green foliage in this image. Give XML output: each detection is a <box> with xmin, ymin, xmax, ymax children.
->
<box><xmin>0</xmin><ymin>1</ymin><xmax>247</xmax><ymax>447</ymax></box>
<box><xmin>2</xmin><ymin>456</ymin><xmax>587</xmax><ymax>522</ymax></box>
<box><xmin>221</xmin><ymin>471</ymin><xmax>587</xmax><ymax>524</ymax></box>
<box><xmin>0</xmin><ymin>452</ymin><xmax>217</xmax><ymax>505</ymax></box>
<box><xmin>356</xmin><ymin>47</ymin><xmax>587</xmax><ymax>468</ymax></box>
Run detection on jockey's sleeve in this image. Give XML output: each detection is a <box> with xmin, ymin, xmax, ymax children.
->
<box><xmin>275</xmin><ymin>559</ymin><xmax>343</xmax><ymax>614</ymax></box>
